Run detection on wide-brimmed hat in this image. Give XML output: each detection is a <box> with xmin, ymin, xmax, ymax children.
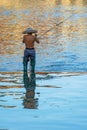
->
<box><xmin>23</xmin><ymin>28</ymin><xmax>37</xmax><ymax>34</ymax></box>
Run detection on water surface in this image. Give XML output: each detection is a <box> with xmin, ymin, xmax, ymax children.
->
<box><xmin>0</xmin><ymin>0</ymin><xmax>87</xmax><ymax>72</ymax></box>
<box><xmin>0</xmin><ymin>72</ymin><xmax>87</xmax><ymax>130</ymax></box>
<box><xmin>0</xmin><ymin>1</ymin><xmax>87</xmax><ymax>130</ymax></box>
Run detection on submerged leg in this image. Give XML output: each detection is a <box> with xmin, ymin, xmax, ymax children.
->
<box><xmin>30</xmin><ymin>57</ymin><xmax>35</xmax><ymax>73</ymax></box>
<box><xmin>23</xmin><ymin>57</ymin><xmax>29</xmax><ymax>89</ymax></box>
<box><xmin>23</xmin><ymin>58</ymin><xmax>28</xmax><ymax>73</ymax></box>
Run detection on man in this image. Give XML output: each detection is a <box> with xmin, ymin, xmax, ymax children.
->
<box><xmin>22</xmin><ymin>28</ymin><xmax>39</xmax><ymax>73</ymax></box>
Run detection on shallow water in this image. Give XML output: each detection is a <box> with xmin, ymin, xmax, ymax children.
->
<box><xmin>0</xmin><ymin>72</ymin><xmax>87</xmax><ymax>130</ymax></box>
<box><xmin>0</xmin><ymin>0</ymin><xmax>87</xmax><ymax>72</ymax></box>
<box><xmin>0</xmin><ymin>1</ymin><xmax>87</xmax><ymax>130</ymax></box>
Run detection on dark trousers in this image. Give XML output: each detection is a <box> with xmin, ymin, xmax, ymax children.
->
<box><xmin>23</xmin><ymin>48</ymin><xmax>36</xmax><ymax>73</ymax></box>
<box><xmin>23</xmin><ymin>48</ymin><xmax>36</xmax><ymax>91</ymax></box>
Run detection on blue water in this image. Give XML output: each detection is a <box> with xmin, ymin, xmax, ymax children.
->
<box><xmin>0</xmin><ymin>2</ymin><xmax>87</xmax><ymax>130</ymax></box>
<box><xmin>0</xmin><ymin>0</ymin><xmax>87</xmax><ymax>72</ymax></box>
<box><xmin>0</xmin><ymin>73</ymin><xmax>87</xmax><ymax>130</ymax></box>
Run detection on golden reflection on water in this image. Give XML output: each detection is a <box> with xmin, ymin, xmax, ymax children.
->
<box><xmin>0</xmin><ymin>0</ymin><xmax>87</xmax><ymax>64</ymax></box>
<box><xmin>61</xmin><ymin>0</ymin><xmax>71</xmax><ymax>6</ymax></box>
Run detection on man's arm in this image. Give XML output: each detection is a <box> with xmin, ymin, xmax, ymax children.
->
<box><xmin>34</xmin><ymin>34</ymin><xmax>39</xmax><ymax>43</ymax></box>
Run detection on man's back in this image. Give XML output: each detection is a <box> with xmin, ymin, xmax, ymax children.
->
<box><xmin>23</xmin><ymin>34</ymin><xmax>39</xmax><ymax>48</ymax></box>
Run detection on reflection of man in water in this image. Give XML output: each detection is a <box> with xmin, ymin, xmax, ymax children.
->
<box><xmin>23</xmin><ymin>90</ymin><xmax>38</xmax><ymax>109</ymax></box>
<box><xmin>22</xmin><ymin>28</ymin><xmax>39</xmax><ymax>73</ymax></box>
<box><xmin>23</xmin><ymin>70</ymin><xmax>36</xmax><ymax>91</ymax></box>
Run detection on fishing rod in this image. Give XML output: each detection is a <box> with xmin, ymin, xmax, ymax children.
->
<box><xmin>39</xmin><ymin>15</ymin><xmax>72</xmax><ymax>38</ymax></box>
<box><xmin>38</xmin><ymin>10</ymin><xmax>81</xmax><ymax>38</ymax></box>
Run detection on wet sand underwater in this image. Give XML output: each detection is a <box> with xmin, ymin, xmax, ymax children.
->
<box><xmin>0</xmin><ymin>72</ymin><xmax>87</xmax><ymax>130</ymax></box>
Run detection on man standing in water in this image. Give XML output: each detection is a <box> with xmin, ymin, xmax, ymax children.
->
<box><xmin>22</xmin><ymin>28</ymin><xmax>39</xmax><ymax>73</ymax></box>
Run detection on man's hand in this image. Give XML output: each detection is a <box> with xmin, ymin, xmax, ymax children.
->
<box><xmin>35</xmin><ymin>34</ymin><xmax>39</xmax><ymax>43</ymax></box>
<box><xmin>35</xmin><ymin>33</ymin><xmax>37</xmax><ymax>37</ymax></box>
